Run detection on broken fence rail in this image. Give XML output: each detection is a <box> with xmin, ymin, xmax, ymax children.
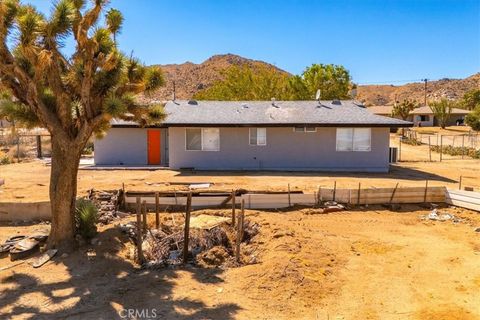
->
<box><xmin>124</xmin><ymin>186</ymin><xmax>447</xmax><ymax>210</ymax></box>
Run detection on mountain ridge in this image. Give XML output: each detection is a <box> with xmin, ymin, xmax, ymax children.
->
<box><xmin>141</xmin><ymin>54</ymin><xmax>479</xmax><ymax>106</ymax></box>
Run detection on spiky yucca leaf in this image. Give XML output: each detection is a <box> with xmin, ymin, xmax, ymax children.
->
<box><xmin>46</xmin><ymin>0</ymin><xmax>75</xmax><ymax>39</ymax></box>
<box><xmin>17</xmin><ymin>6</ymin><xmax>44</xmax><ymax>46</ymax></box>
<box><xmin>94</xmin><ymin>27</ymin><xmax>114</xmax><ymax>54</ymax></box>
<box><xmin>103</xmin><ymin>94</ymin><xmax>127</xmax><ymax>117</ymax></box>
<box><xmin>0</xmin><ymin>97</ymin><xmax>40</xmax><ymax>128</ymax></box>
<box><xmin>106</xmin><ymin>8</ymin><xmax>123</xmax><ymax>41</ymax></box>
<box><xmin>75</xmin><ymin>199</ymin><xmax>98</xmax><ymax>240</ymax></box>
<box><xmin>147</xmin><ymin>104</ymin><xmax>166</xmax><ymax>125</ymax></box>
<box><xmin>145</xmin><ymin>67</ymin><xmax>165</xmax><ymax>92</ymax></box>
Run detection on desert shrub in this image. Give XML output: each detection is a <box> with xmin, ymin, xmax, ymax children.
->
<box><xmin>0</xmin><ymin>151</ymin><xmax>10</xmax><ymax>165</ymax></box>
<box><xmin>430</xmin><ymin>145</ymin><xmax>480</xmax><ymax>159</ymax></box>
<box><xmin>7</xmin><ymin>145</ymin><xmax>28</xmax><ymax>159</ymax></box>
<box><xmin>75</xmin><ymin>199</ymin><xmax>98</xmax><ymax>240</ymax></box>
<box><xmin>465</xmin><ymin>107</ymin><xmax>480</xmax><ymax>131</ymax></box>
<box><xmin>402</xmin><ymin>137</ymin><xmax>422</xmax><ymax>146</ymax></box>
<box><xmin>82</xmin><ymin>141</ymin><xmax>94</xmax><ymax>155</ymax></box>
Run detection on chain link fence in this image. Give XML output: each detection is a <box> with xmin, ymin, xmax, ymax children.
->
<box><xmin>399</xmin><ymin>129</ymin><xmax>480</xmax><ymax>161</ymax></box>
<box><xmin>0</xmin><ymin>128</ymin><xmax>51</xmax><ymax>164</ymax></box>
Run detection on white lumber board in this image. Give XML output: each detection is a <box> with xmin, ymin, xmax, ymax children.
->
<box><xmin>446</xmin><ymin>189</ymin><xmax>480</xmax><ymax>211</ymax></box>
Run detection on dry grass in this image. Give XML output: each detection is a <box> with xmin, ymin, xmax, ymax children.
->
<box><xmin>1</xmin><ymin>206</ymin><xmax>480</xmax><ymax>319</ymax></box>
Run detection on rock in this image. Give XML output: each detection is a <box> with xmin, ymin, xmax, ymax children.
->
<box><xmin>117</xmin><ymin>211</ymin><xmax>129</xmax><ymax>218</ymax></box>
<box><xmin>196</xmin><ymin>246</ymin><xmax>230</xmax><ymax>267</ymax></box>
<box><xmin>75</xmin><ymin>234</ymin><xmax>86</xmax><ymax>246</ymax></box>
<box><xmin>475</xmin><ymin>227</ymin><xmax>480</xmax><ymax>232</ymax></box>
<box><xmin>273</xmin><ymin>230</ymin><xmax>294</xmax><ymax>238</ymax></box>
<box><xmin>249</xmin><ymin>255</ymin><xmax>258</xmax><ymax>264</ymax></box>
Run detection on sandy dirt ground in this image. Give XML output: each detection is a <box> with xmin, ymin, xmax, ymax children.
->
<box><xmin>1</xmin><ymin>134</ymin><xmax>480</xmax><ymax>201</ymax></box>
<box><xmin>1</xmin><ymin>206</ymin><xmax>480</xmax><ymax>319</ymax></box>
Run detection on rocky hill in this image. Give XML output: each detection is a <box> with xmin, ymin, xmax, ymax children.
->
<box><xmin>141</xmin><ymin>54</ymin><xmax>479</xmax><ymax>106</ymax></box>
<box><xmin>357</xmin><ymin>73</ymin><xmax>480</xmax><ymax>106</ymax></box>
<box><xmin>140</xmin><ymin>54</ymin><xmax>289</xmax><ymax>102</ymax></box>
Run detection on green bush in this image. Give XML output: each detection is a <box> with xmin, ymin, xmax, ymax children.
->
<box><xmin>0</xmin><ymin>151</ymin><xmax>10</xmax><ymax>165</ymax></box>
<box><xmin>402</xmin><ymin>137</ymin><xmax>422</xmax><ymax>146</ymax></box>
<box><xmin>82</xmin><ymin>141</ymin><xmax>94</xmax><ymax>155</ymax></box>
<box><xmin>430</xmin><ymin>145</ymin><xmax>480</xmax><ymax>159</ymax></box>
<box><xmin>75</xmin><ymin>199</ymin><xmax>98</xmax><ymax>240</ymax></box>
<box><xmin>465</xmin><ymin>107</ymin><xmax>480</xmax><ymax>131</ymax></box>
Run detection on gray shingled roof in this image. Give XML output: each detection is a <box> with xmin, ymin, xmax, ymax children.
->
<box><xmin>113</xmin><ymin>100</ymin><xmax>412</xmax><ymax>127</ymax></box>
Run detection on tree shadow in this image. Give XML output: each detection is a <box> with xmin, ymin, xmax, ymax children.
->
<box><xmin>0</xmin><ymin>226</ymin><xmax>240</xmax><ymax>319</ymax></box>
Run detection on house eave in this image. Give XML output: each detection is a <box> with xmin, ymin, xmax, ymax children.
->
<box><xmin>111</xmin><ymin>122</ymin><xmax>413</xmax><ymax>129</ymax></box>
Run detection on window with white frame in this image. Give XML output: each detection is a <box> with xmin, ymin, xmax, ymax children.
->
<box><xmin>185</xmin><ymin>128</ymin><xmax>220</xmax><ymax>151</ymax></box>
<box><xmin>249</xmin><ymin>128</ymin><xmax>267</xmax><ymax>145</ymax></box>
<box><xmin>336</xmin><ymin>128</ymin><xmax>371</xmax><ymax>152</ymax></box>
<box><xmin>294</xmin><ymin>126</ymin><xmax>316</xmax><ymax>132</ymax></box>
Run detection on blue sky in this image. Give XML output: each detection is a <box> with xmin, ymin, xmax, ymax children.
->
<box><xmin>28</xmin><ymin>0</ymin><xmax>479</xmax><ymax>84</ymax></box>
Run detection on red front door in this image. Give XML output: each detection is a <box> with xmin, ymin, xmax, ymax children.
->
<box><xmin>147</xmin><ymin>130</ymin><xmax>161</xmax><ymax>165</ymax></box>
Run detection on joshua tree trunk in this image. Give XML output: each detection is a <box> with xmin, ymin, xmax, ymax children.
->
<box><xmin>48</xmin><ymin>136</ymin><xmax>83</xmax><ymax>251</ymax></box>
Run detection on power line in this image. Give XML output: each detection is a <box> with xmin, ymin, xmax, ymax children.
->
<box><xmin>358</xmin><ymin>78</ymin><xmax>440</xmax><ymax>85</ymax></box>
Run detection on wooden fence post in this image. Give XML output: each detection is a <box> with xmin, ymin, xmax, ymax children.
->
<box><xmin>423</xmin><ymin>180</ymin><xmax>429</xmax><ymax>203</ymax></box>
<box><xmin>36</xmin><ymin>135</ymin><xmax>42</xmax><ymax>158</ymax></box>
<box><xmin>136</xmin><ymin>197</ymin><xmax>144</xmax><ymax>264</ymax></box>
<box><xmin>231</xmin><ymin>190</ymin><xmax>236</xmax><ymax>226</ymax></box>
<box><xmin>428</xmin><ymin>136</ymin><xmax>432</xmax><ymax>162</ymax></box>
<box><xmin>155</xmin><ymin>192</ymin><xmax>160</xmax><ymax>230</ymax></box>
<box><xmin>316</xmin><ymin>185</ymin><xmax>321</xmax><ymax>205</ymax></box>
<box><xmin>440</xmin><ymin>135</ymin><xmax>443</xmax><ymax>161</ymax></box>
<box><xmin>357</xmin><ymin>182</ymin><xmax>361</xmax><ymax>206</ymax></box>
<box><xmin>389</xmin><ymin>183</ymin><xmax>399</xmax><ymax>205</ymax></box>
<box><xmin>459</xmin><ymin>176</ymin><xmax>463</xmax><ymax>191</ymax></box>
<box><xmin>333</xmin><ymin>181</ymin><xmax>337</xmax><ymax>202</ymax></box>
<box><xmin>462</xmin><ymin>135</ymin><xmax>465</xmax><ymax>159</ymax></box>
<box><xmin>398</xmin><ymin>136</ymin><xmax>402</xmax><ymax>162</ymax></box>
<box><xmin>287</xmin><ymin>183</ymin><xmax>291</xmax><ymax>207</ymax></box>
<box><xmin>142</xmin><ymin>200</ymin><xmax>147</xmax><ymax>234</ymax></box>
<box><xmin>183</xmin><ymin>192</ymin><xmax>192</xmax><ymax>264</ymax></box>
<box><xmin>236</xmin><ymin>199</ymin><xmax>245</xmax><ymax>263</ymax></box>
<box><xmin>16</xmin><ymin>135</ymin><xmax>20</xmax><ymax>162</ymax></box>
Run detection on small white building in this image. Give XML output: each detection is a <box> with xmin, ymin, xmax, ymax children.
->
<box><xmin>368</xmin><ymin>105</ymin><xmax>471</xmax><ymax>127</ymax></box>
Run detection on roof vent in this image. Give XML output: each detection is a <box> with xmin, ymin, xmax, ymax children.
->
<box><xmin>187</xmin><ymin>100</ymin><xmax>198</xmax><ymax>105</ymax></box>
<box><xmin>332</xmin><ymin>99</ymin><xmax>341</xmax><ymax>105</ymax></box>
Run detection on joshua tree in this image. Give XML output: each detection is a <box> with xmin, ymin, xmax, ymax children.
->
<box><xmin>430</xmin><ymin>98</ymin><xmax>453</xmax><ymax>129</ymax></box>
<box><xmin>0</xmin><ymin>0</ymin><xmax>165</xmax><ymax>250</ymax></box>
<box><xmin>392</xmin><ymin>99</ymin><xmax>417</xmax><ymax>121</ymax></box>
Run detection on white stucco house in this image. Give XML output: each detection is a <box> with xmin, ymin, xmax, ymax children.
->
<box><xmin>94</xmin><ymin>100</ymin><xmax>412</xmax><ymax>172</ymax></box>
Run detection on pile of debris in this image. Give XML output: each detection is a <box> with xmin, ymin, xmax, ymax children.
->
<box><xmin>120</xmin><ymin>214</ymin><xmax>260</xmax><ymax>268</ymax></box>
<box><xmin>422</xmin><ymin>208</ymin><xmax>462</xmax><ymax>223</ymax></box>
<box><xmin>303</xmin><ymin>201</ymin><xmax>345</xmax><ymax>215</ymax></box>
<box><xmin>87</xmin><ymin>189</ymin><xmax>123</xmax><ymax>224</ymax></box>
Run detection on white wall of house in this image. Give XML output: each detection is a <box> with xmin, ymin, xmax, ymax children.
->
<box><xmin>168</xmin><ymin>126</ymin><xmax>391</xmax><ymax>172</ymax></box>
<box><xmin>411</xmin><ymin>114</ymin><xmax>434</xmax><ymax>127</ymax></box>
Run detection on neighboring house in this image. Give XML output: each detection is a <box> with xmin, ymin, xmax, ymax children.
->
<box><xmin>368</xmin><ymin>105</ymin><xmax>471</xmax><ymax>127</ymax></box>
<box><xmin>94</xmin><ymin>100</ymin><xmax>411</xmax><ymax>172</ymax></box>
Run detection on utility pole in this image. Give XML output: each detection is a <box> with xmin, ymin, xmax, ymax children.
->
<box><xmin>172</xmin><ymin>80</ymin><xmax>176</xmax><ymax>101</ymax></box>
<box><xmin>422</xmin><ymin>79</ymin><xmax>428</xmax><ymax>106</ymax></box>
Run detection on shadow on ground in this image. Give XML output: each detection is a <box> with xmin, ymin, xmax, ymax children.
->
<box><xmin>0</xmin><ymin>227</ymin><xmax>240</xmax><ymax>319</ymax></box>
<box><xmin>173</xmin><ymin>165</ymin><xmax>457</xmax><ymax>184</ymax></box>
